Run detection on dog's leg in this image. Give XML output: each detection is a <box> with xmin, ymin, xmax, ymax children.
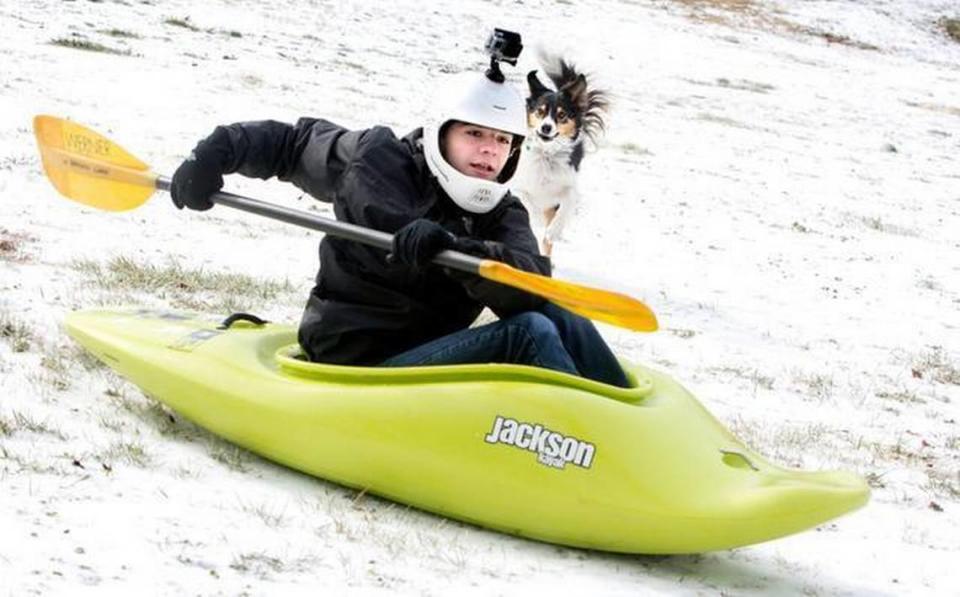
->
<box><xmin>541</xmin><ymin>205</ymin><xmax>558</xmax><ymax>256</ymax></box>
<box><xmin>543</xmin><ymin>189</ymin><xmax>577</xmax><ymax>251</ymax></box>
<box><xmin>542</xmin><ymin>238</ymin><xmax>553</xmax><ymax>256</ymax></box>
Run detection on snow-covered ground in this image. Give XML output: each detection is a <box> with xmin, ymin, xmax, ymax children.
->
<box><xmin>2</xmin><ymin>0</ymin><xmax>959</xmax><ymax>594</ymax></box>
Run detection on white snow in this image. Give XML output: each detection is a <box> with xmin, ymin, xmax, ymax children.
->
<box><xmin>2</xmin><ymin>0</ymin><xmax>959</xmax><ymax>595</ymax></box>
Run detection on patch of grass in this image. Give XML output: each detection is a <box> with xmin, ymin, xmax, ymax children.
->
<box><xmin>102</xmin><ymin>378</ymin><xmax>187</xmax><ymax>436</ymax></box>
<box><xmin>0</xmin><ymin>445</ymin><xmax>63</xmax><ymax>476</ymax></box>
<box><xmin>97</xmin><ymin>415</ymin><xmax>125</xmax><ymax>433</ymax></box>
<box><xmin>857</xmin><ymin>214</ymin><xmax>918</xmax><ymax>237</ymax></box>
<box><xmin>673</xmin><ymin>0</ymin><xmax>759</xmax><ymax>17</ymax></box>
<box><xmin>0</xmin><ymin>154</ymin><xmax>38</xmax><ymax>172</ymax></box>
<box><xmin>3</xmin><ymin>411</ymin><xmax>68</xmax><ymax>440</ymax></box>
<box><xmin>715</xmin><ymin>77</ymin><xmax>775</xmax><ymax>93</ymax></box>
<box><xmin>113</xmin><ymin>394</ymin><xmax>179</xmax><ymax>434</ymax></box>
<box><xmin>241</xmin><ymin>501</ymin><xmax>288</xmax><ymax>528</ymax></box>
<box><xmin>330</xmin><ymin>58</ymin><xmax>369</xmax><ymax>74</ymax></box>
<box><xmin>923</xmin><ymin>469</ymin><xmax>960</xmax><ymax>500</ymax></box>
<box><xmin>875</xmin><ymin>389</ymin><xmax>925</xmax><ymax>404</ymax></box>
<box><xmin>801</xmin><ymin>27</ymin><xmax>879</xmax><ymax>51</ymax></box>
<box><xmin>769</xmin><ymin>422</ymin><xmax>828</xmax><ymax>451</ymax></box>
<box><xmin>709</xmin><ymin>366</ymin><xmax>775</xmax><ymax>391</ymax></box>
<box><xmin>673</xmin><ymin>1</ymin><xmax>879</xmax><ymax>52</ymax></box>
<box><xmin>172</xmin><ymin>464</ymin><xmax>200</xmax><ymax>480</ymax></box>
<box><xmin>49</xmin><ymin>37</ymin><xmax>131</xmax><ymax>56</ymax></box>
<box><xmin>902</xmin><ymin>99</ymin><xmax>960</xmax><ymax>117</ymax></box>
<box><xmin>164</xmin><ymin>17</ymin><xmax>201</xmax><ymax>32</ymax></box>
<box><xmin>728</xmin><ymin>418</ymin><xmax>831</xmax><ymax>468</ymax></box>
<box><xmin>942</xmin><ymin>18</ymin><xmax>960</xmax><ymax>43</ymax></box>
<box><xmin>103</xmin><ymin>375</ymin><xmax>128</xmax><ymax>401</ymax></box>
<box><xmin>101</xmin><ymin>439</ymin><xmax>152</xmax><ymax>468</ymax></box>
<box><xmin>71</xmin><ymin>256</ymin><xmax>296</xmax><ymax>312</ymax></box>
<box><xmin>792</xmin><ymin>370</ymin><xmax>834</xmax><ymax>401</ymax></box>
<box><xmin>68</xmin><ymin>344</ymin><xmax>107</xmax><ymax>372</ymax></box>
<box><xmin>241</xmin><ymin>74</ymin><xmax>263</xmax><ymax>88</ymax></box>
<box><xmin>230</xmin><ymin>552</ymin><xmax>285</xmax><ymax>579</ymax></box>
<box><xmin>673</xmin><ymin>0</ymin><xmax>773</xmax><ymax>33</ymax></box>
<box><xmin>100</xmin><ymin>28</ymin><xmax>140</xmax><ymax>39</ymax></box>
<box><xmin>618</xmin><ymin>142</ymin><xmax>653</xmax><ymax>156</ymax></box>
<box><xmin>209</xmin><ymin>443</ymin><xmax>251</xmax><ymax>473</ymax></box>
<box><xmin>749</xmin><ymin>371</ymin><xmax>775</xmax><ymax>391</ymax></box>
<box><xmin>0</xmin><ymin>312</ymin><xmax>34</xmax><ymax>353</ymax></box>
<box><xmin>695</xmin><ymin>112</ymin><xmax>752</xmax><ymax>129</ymax></box>
<box><xmin>864</xmin><ymin>470</ymin><xmax>887</xmax><ymax>489</ymax></box>
<box><xmin>0</xmin><ymin>228</ymin><xmax>35</xmax><ymax>263</ymax></box>
<box><xmin>40</xmin><ymin>348</ymin><xmax>71</xmax><ymax>392</ymax></box>
<box><xmin>917</xmin><ymin>276</ymin><xmax>941</xmax><ymax>292</ymax></box>
<box><xmin>913</xmin><ymin>346</ymin><xmax>960</xmax><ymax>386</ymax></box>
<box><xmin>862</xmin><ymin>215</ymin><xmax>884</xmax><ymax>231</ymax></box>
<box><xmin>145</xmin><ymin>401</ymin><xmax>181</xmax><ymax>435</ymax></box>
<box><xmin>855</xmin><ymin>434</ymin><xmax>924</xmax><ymax>467</ymax></box>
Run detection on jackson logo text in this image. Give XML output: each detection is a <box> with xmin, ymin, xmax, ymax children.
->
<box><xmin>483</xmin><ymin>415</ymin><xmax>595</xmax><ymax>469</ymax></box>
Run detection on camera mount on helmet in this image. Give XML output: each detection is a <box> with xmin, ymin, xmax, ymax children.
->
<box><xmin>484</xmin><ymin>28</ymin><xmax>523</xmax><ymax>83</ymax></box>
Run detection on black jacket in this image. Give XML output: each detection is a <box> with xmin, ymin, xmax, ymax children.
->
<box><xmin>206</xmin><ymin>118</ymin><xmax>551</xmax><ymax>365</ymax></box>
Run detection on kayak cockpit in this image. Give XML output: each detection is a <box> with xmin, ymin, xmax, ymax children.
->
<box><xmin>274</xmin><ymin>344</ymin><xmax>654</xmax><ymax>404</ymax></box>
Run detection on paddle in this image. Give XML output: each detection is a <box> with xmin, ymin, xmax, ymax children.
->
<box><xmin>33</xmin><ymin>115</ymin><xmax>658</xmax><ymax>332</ymax></box>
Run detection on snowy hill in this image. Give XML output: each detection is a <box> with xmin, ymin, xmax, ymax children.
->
<box><xmin>1</xmin><ymin>0</ymin><xmax>958</xmax><ymax>594</ymax></box>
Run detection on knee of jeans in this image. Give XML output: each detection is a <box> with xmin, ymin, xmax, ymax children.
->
<box><xmin>539</xmin><ymin>302</ymin><xmax>587</xmax><ymax>330</ymax></box>
<box><xmin>509</xmin><ymin>311</ymin><xmax>561</xmax><ymax>342</ymax></box>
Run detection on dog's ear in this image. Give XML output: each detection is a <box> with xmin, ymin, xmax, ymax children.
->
<box><xmin>561</xmin><ymin>74</ymin><xmax>589</xmax><ymax>109</ymax></box>
<box><xmin>527</xmin><ymin>70</ymin><xmax>550</xmax><ymax>99</ymax></box>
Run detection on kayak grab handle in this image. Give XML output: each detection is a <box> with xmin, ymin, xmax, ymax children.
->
<box><xmin>720</xmin><ymin>449</ymin><xmax>760</xmax><ymax>471</ymax></box>
<box><xmin>218</xmin><ymin>313</ymin><xmax>270</xmax><ymax>329</ymax></box>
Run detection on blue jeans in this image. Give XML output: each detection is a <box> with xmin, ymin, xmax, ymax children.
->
<box><xmin>380</xmin><ymin>303</ymin><xmax>630</xmax><ymax>388</ymax></box>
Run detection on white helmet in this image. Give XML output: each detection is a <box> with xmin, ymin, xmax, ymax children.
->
<box><xmin>423</xmin><ymin>72</ymin><xmax>527</xmax><ymax>213</ymax></box>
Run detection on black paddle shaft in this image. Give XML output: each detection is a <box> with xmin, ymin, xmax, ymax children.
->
<box><xmin>156</xmin><ymin>175</ymin><xmax>485</xmax><ymax>275</ymax></box>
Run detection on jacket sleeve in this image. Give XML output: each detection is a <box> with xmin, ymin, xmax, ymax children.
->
<box><xmin>452</xmin><ymin>197</ymin><xmax>553</xmax><ymax>317</ymax></box>
<box><xmin>205</xmin><ymin>118</ymin><xmax>366</xmax><ymax>202</ymax></box>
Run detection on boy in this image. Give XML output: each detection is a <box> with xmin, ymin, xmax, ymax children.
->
<box><xmin>170</xmin><ymin>68</ymin><xmax>629</xmax><ymax>388</ymax></box>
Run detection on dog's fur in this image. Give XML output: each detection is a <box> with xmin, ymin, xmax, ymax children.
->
<box><xmin>512</xmin><ymin>54</ymin><xmax>609</xmax><ymax>255</ymax></box>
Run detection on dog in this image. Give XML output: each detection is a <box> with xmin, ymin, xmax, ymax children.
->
<box><xmin>512</xmin><ymin>54</ymin><xmax>609</xmax><ymax>256</ymax></box>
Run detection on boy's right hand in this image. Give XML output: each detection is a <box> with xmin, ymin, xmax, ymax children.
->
<box><xmin>170</xmin><ymin>150</ymin><xmax>224</xmax><ymax>211</ymax></box>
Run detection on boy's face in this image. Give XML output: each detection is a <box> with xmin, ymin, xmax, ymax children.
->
<box><xmin>441</xmin><ymin>122</ymin><xmax>513</xmax><ymax>181</ymax></box>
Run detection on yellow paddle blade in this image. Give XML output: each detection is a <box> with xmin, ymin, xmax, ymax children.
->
<box><xmin>33</xmin><ymin>115</ymin><xmax>158</xmax><ymax>211</ymax></box>
<box><xmin>479</xmin><ymin>261</ymin><xmax>659</xmax><ymax>332</ymax></box>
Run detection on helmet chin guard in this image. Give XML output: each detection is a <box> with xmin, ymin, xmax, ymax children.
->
<box><xmin>423</xmin><ymin>72</ymin><xmax>527</xmax><ymax>214</ymax></box>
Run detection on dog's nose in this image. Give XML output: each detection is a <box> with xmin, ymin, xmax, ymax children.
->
<box><xmin>539</xmin><ymin>122</ymin><xmax>553</xmax><ymax>134</ymax></box>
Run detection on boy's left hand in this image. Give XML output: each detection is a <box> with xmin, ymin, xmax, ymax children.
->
<box><xmin>389</xmin><ymin>219</ymin><xmax>457</xmax><ymax>267</ymax></box>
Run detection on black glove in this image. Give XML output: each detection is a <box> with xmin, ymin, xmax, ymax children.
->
<box><xmin>450</xmin><ymin>237</ymin><xmax>496</xmax><ymax>258</ymax></box>
<box><xmin>171</xmin><ymin>128</ymin><xmax>233</xmax><ymax>211</ymax></box>
<box><xmin>389</xmin><ymin>219</ymin><xmax>457</xmax><ymax>267</ymax></box>
<box><xmin>170</xmin><ymin>152</ymin><xmax>223</xmax><ymax>211</ymax></box>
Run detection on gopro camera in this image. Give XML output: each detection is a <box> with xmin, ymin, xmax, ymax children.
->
<box><xmin>485</xmin><ymin>28</ymin><xmax>523</xmax><ymax>82</ymax></box>
<box><xmin>485</xmin><ymin>29</ymin><xmax>522</xmax><ymax>66</ymax></box>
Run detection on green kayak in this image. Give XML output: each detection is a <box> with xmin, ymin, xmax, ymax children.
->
<box><xmin>65</xmin><ymin>308</ymin><xmax>869</xmax><ymax>554</ymax></box>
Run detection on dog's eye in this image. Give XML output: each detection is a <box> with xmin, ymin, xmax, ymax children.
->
<box><xmin>536</xmin><ymin>105</ymin><xmax>548</xmax><ymax>117</ymax></box>
<box><xmin>556</xmin><ymin>111</ymin><xmax>568</xmax><ymax>122</ymax></box>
